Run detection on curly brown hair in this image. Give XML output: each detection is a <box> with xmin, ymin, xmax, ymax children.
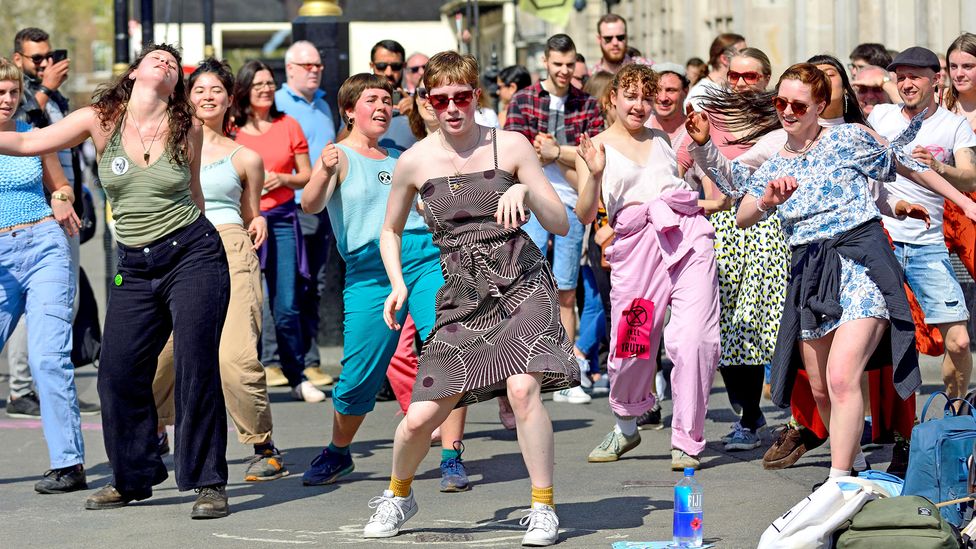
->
<box><xmin>602</xmin><ymin>63</ymin><xmax>658</xmax><ymax>115</ymax></box>
<box><xmin>91</xmin><ymin>44</ymin><xmax>194</xmax><ymax>166</ymax></box>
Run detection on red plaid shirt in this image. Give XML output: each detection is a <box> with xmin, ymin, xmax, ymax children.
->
<box><xmin>502</xmin><ymin>82</ymin><xmax>604</xmax><ymax>145</ymax></box>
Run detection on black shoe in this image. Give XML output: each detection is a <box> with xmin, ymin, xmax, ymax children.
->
<box><xmin>78</xmin><ymin>398</ymin><xmax>100</xmax><ymax>416</ymax></box>
<box><xmin>6</xmin><ymin>392</ymin><xmax>41</xmax><ymax>418</ymax></box>
<box><xmin>636</xmin><ymin>404</ymin><xmax>664</xmax><ymax>430</ymax></box>
<box><xmin>157</xmin><ymin>432</ymin><xmax>170</xmax><ymax>457</ymax></box>
<box><xmin>85</xmin><ymin>484</ymin><xmax>150</xmax><ymax>510</ymax></box>
<box><xmin>886</xmin><ymin>440</ymin><xmax>909</xmax><ymax>478</ymax></box>
<box><xmin>34</xmin><ymin>464</ymin><xmax>87</xmax><ymax>494</ymax></box>
<box><xmin>191</xmin><ymin>485</ymin><xmax>229</xmax><ymax>519</ymax></box>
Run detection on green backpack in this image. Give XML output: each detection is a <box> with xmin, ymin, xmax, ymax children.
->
<box><xmin>835</xmin><ymin>495</ymin><xmax>960</xmax><ymax>549</ymax></box>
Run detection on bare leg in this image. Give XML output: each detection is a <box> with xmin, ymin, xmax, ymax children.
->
<box><xmin>558</xmin><ymin>290</ymin><xmax>578</xmax><ymax>344</ymax></box>
<box><xmin>332</xmin><ymin>412</ymin><xmax>367</xmax><ymax>448</ymax></box>
<box><xmin>439</xmin><ymin>407</ymin><xmax>467</xmax><ymax>451</ymax></box>
<box><xmin>799</xmin><ymin>335</ymin><xmax>833</xmax><ymax>430</ymax></box>
<box><xmin>391</xmin><ymin>395</ymin><xmax>464</xmax><ymax>480</ymax></box>
<box><xmin>824</xmin><ymin>317</ymin><xmax>887</xmax><ymax>471</ymax></box>
<box><xmin>508</xmin><ymin>373</ymin><xmax>554</xmax><ymax>488</ymax></box>
<box><xmin>938</xmin><ymin>321</ymin><xmax>972</xmax><ymax>399</ymax></box>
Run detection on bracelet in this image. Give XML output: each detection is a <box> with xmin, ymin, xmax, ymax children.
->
<box><xmin>756</xmin><ymin>197</ymin><xmax>771</xmax><ymax>212</ymax></box>
<box><xmin>38</xmin><ymin>85</ymin><xmax>56</xmax><ymax>97</ymax></box>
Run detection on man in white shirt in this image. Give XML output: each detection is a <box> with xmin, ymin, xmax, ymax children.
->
<box><xmin>868</xmin><ymin>46</ymin><xmax>976</xmax><ymax>400</ymax></box>
<box><xmin>684</xmin><ymin>33</ymin><xmax>746</xmax><ymax>112</ymax></box>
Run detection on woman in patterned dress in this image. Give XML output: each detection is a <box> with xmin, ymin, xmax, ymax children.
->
<box><xmin>362</xmin><ymin>52</ymin><xmax>578</xmax><ymax>547</ymax></box>
<box><xmin>730</xmin><ymin>63</ymin><xmax>976</xmax><ymax>484</ymax></box>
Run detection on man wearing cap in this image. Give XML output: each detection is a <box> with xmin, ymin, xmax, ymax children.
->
<box><xmin>868</xmin><ymin>46</ymin><xmax>976</xmax><ymax>401</ymax></box>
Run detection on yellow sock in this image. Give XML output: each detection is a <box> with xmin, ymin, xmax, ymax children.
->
<box><xmin>389</xmin><ymin>475</ymin><xmax>414</xmax><ymax>497</ymax></box>
<box><xmin>531</xmin><ymin>485</ymin><xmax>554</xmax><ymax>507</ymax></box>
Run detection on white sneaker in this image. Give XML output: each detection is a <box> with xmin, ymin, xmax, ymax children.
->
<box><xmin>520</xmin><ymin>502</ymin><xmax>559</xmax><ymax>546</ymax></box>
<box><xmin>552</xmin><ymin>386</ymin><xmax>591</xmax><ymax>404</ymax></box>
<box><xmin>363</xmin><ymin>489</ymin><xmax>418</xmax><ymax>538</ymax></box>
<box><xmin>292</xmin><ymin>381</ymin><xmax>326</xmax><ymax>403</ymax></box>
<box><xmin>575</xmin><ymin>357</ymin><xmax>593</xmax><ymax>390</ymax></box>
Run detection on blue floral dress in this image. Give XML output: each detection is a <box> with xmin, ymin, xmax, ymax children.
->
<box><xmin>717</xmin><ymin>120</ymin><xmax>929</xmax><ymax>339</ymax></box>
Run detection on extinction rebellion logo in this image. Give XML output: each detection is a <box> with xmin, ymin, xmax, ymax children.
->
<box><xmin>378</xmin><ymin>171</ymin><xmax>392</xmax><ymax>185</ymax></box>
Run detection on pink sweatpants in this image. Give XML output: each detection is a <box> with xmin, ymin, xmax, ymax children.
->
<box><xmin>606</xmin><ymin>190</ymin><xmax>720</xmax><ymax>456</ymax></box>
<box><xmin>387</xmin><ymin>315</ymin><xmax>419</xmax><ymax>414</ymax></box>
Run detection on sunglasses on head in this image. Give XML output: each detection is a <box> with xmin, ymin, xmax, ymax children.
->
<box><xmin>601</xmin><ymin>34</ymin><xmax>627</xmax><ymax>44</ymax></box>
<box><xmin>374</xmin><ymin>62</ymin><xmax>404</xmax><ymax>72</ymax></box>
<box><xmin>427</xmin><ymin>90</ymin><xmax>474</xmax><ymax>110</ymax></box>
<box><xmin>728</xmin><ymin>70</ymin><xmax>763</xmax><ymax>84</ymax></box>
<box><xmin>772</xmin><ymin>96</ymin><xmax>812</xmax><ymax>116</ymax></box>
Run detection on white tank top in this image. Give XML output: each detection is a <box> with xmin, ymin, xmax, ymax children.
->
<box><xmin>601</xmin><ymin>129</ymin><xmax>691</xmax><ymax>223</ymax></box>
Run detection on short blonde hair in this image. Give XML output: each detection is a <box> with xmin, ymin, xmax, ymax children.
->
<box><xmin>423</xmin><ymin>51</ymin><xmax>479</xmax><ymax>90</ymax></box>
<box><xmin>0</xmin><ymin>58</ymin><xmax>24</xmax><ymax>96</ymax></box>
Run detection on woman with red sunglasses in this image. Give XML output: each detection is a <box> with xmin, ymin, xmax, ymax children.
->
<box><xmin>363</xmin><ymin>51</ymin><xmax>578</xmax><ymax>546</ymax></box>
<box><xmin>726</xmin><ymin>63</ymin><xmax>976</xmax><ymax>488</ymax></box>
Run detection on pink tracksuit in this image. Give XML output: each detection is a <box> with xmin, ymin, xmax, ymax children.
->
<box><xmin>606</xmin><ymin>188</ymin><xmax>720</xmax><ymax>455</ymax></box>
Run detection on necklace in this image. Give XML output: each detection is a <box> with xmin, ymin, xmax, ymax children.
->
<box><xmin>128</xmin><ymin>111</ymin><xmax>167</xmax><ymax>164</ymax></box>
<box><xmin>439</xmin><ymin>127</ymin><xmax>483</xmax><ymax>178</ymax></box>
<box><xmin>784</xmin><ymin>126</ymin><xmax>822</xmax><ymax>155</ymax></box>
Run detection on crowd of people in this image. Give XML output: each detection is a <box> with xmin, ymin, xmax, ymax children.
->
<box><xmin>3</xmin><ymin>12</ymin><xmax>976</xmax><ymax>546</ymax></box>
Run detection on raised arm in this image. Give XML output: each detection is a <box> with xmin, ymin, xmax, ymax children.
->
<box><xmin>507</xmin><ymin>132</ymin><xmax>568</xmax><ymax>236</ymax></box>
<box><xmin>910</xmin><ymin>146</ymin><xmax>976</xmax><ymax>192</ymax></box>
<box><xmin>0</xmin><ymin>107</ymin><xmax>99</xmax><ymax>156</ymax></box>
<box><xmin>896</xmin><ymin>161</ymin><xmax>976</xmax><ymax>220</ymax></box>
<box><xmin>574</xmin><ymin>133</ymin><xmax>605</xmax><ymax>225</ymax></box>
<box><xmin>379</xmin><ymin>155</ymin><xmax>420</xmax><ymax>330</ymax></box>
<box><xmin>301</xmin><ymin>142</ymin><xmax>343</xmax><ymax>214</ymax></box>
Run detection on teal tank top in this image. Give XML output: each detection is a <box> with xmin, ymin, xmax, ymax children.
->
<box><xmin>201</xmin><ymin>146</ymin><xmax>245</xmax><ymax>227</ymax></box>
<box><xmin>328</xmin><ymin>144</ymin><xmax>427</xmax><ymax>260</ymax></box>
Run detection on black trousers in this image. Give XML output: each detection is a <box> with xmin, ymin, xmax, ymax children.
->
<box><xmin>99</xmin><ymin>215</ymin><xmax>230</xmax><ymax>495</ymax></box>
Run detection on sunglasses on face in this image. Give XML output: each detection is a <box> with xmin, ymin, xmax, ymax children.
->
<box><xmin>407</xmin><ymin>65</ymin><xmax>425</xmax><ymax>74</ymax></box>
<box><xmin>427</xmin><ymin>90</ymin><xmax>474</xmax><ymax>110</ymax></box>
<box><xmin>374</xmin><ymin>62</ymin><xmax>404</xmax><ymax>72</ymax></box>
<box><xmin>291</xmin><ymin>62</ymin><xmax>322</xmax><ymax>72</ymax></box>
<box><xmin>601</xmin><ymin>34</ymin><xmax>627</xmax><ymax>44</ymax></box>
<box><xmin>772</xmin><ymin>96</ymin><xmax>812</xmax><ymax>116</ymax></box>
<box><xmin>25</xmin><ymin>52</ymin><xmax>55</xmax><ymax>65</ymax></box>
<box><xmin>728</xmin><ymin>70</ymin><xmax>763</xmax><ymax>85</ymax></box>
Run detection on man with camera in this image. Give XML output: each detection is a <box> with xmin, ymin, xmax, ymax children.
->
<box><xmin>8</xmin><ymin>27</ymin><xmax>99</xmax><ymax>422</ymax></box>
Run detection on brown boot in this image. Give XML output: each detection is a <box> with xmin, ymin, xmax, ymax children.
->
<box><xmin>762</xmin><ymin>424</ymin><xmax>826</xmax><ymax>470</ymax></box>
<box><xmin>84</xmin><ymin>485</ymin><xmax>147</xmax><ymax>510</ymax></box>
<box><xmin>190</xmin><ymin>485</ymin><xmax>229</xmax><ymax>519</ymax></box>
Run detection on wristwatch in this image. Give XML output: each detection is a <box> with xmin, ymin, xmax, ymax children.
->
<box><xmin>37</xmin><ymin>85</ymin><xmax>56</xmax><ymax>97</ymax></box>
<box><xmin>51</xmin><ymin>191</ymin><xmax>71</xmax><ymax>202</ymax></box>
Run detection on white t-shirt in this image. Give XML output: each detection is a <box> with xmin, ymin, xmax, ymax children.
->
<box><xmin>684</xmin><ymin>77</ymin><xmax>724</xmax><ymax>112</ymax></box>
<box><xmin>542</xmin><ymin>93</ymin><xmax>577</xmax><ymax>208</ymax></box>
<box><xmin>869</xmin><ymin>103</ymin><xmax>976</xmax><ymax>244</ymax></box>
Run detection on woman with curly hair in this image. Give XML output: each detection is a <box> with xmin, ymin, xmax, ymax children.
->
<box><xmin>0</xmin><ymin>44</ymin><xmax>232</xmax><ymax>518</ymax></box>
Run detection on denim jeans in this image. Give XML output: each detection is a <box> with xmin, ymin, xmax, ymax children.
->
<box><xmin>576</xmin><ymin>264</ymin><xmax>607</xmax><ymax>366</ymax></box>
<box><xmin>521</xmin><ymin>203</ymin><xmax>585</xmax><ymax>290</ymax></box>
<box><xmin>0</xmin><ymin>220</ymin><xmax>84</xmax><ymax>468</ymax></box>
<box><xmin>99</xmin><ymin>216</ymin><xmax>229</xmax><ymax>494</ymax></box>
<box><xmin>263</xmin><ymin>213</ymin><xmax>306</xmax><ymax>386</ymax></box>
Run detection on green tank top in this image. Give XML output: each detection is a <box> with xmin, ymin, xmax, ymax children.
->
<box><xmin>98</xmin><ymin>124</ymin><xmax>200</xmax><ymax>246</ymax></box>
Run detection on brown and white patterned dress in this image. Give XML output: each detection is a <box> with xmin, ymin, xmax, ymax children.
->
<box><xmin>411</xmin><ymin>130</ymin><xmax>580</xmax><ymax>407</ymax></box>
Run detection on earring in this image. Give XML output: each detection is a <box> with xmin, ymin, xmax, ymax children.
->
<box><xmin>843</xmin><ymin>92</ymin><xmax>848</xmax><ymax>114</ymax></box>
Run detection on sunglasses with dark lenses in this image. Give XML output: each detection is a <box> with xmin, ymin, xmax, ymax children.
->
<box><xmin>728</xmin><ymin>70</ymin><xmax>763</xmax><ymax>84</ymax></box>
<box><xmin>407</xmin><ymin>65</ymin><xmax>425</xmax><ymax>74</ymax></box>
<box><xmin>27</xmin><ymin>53</ymin><xmax>55</xmax><ymax>65</ymax></box>
<box><xmin>427</xmin><ymin>90</ymin><xmax>474</xmax><ymax>110</ymax></box>
<box><xmin>374</xmin><ymin>62</ymin><xmax>404</xmax><ymax>72</ymax></box>
<box><xmin>416</xmin><ymin>88</ymin><xmax>428</xmax><ymax>99</ymax></box>
<box><xmin>601</xmin><ymin>34</ymin><xmax>627</xmax><ymax>44</ymax></box>
<box><xmin>772</xmin><ymin>96</ymin><xmax>811</xmax><ymax>116</ymax></box>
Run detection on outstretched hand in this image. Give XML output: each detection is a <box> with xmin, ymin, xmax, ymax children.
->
<box><xmin>684</xmin><ymin>105</ymin><xmax>711</xmax><ymax>146</ymax></box>
<box><xmin>895</xmin><ymin>201</ymin><xmax>930</xmax><ymax>229</ymax></box>
<box><xmin>761</xmin><ymin>176</ymin><xmax>798</xmax><ymax>208</ymax></box>
<box><xmin>576</xmin><ymin>133</ymin><xmax>606</xmax><ymax>175</ymax></box>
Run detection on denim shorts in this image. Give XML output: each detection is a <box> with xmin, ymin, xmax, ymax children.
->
<box><xmin>521</xmin><ymin>203</ymin><xmax>585</xmax><ymax>290</ymax></box>
<box><xmin>893</xmin><ymin>241</ymin><xmax>969</xmax><ymax>324</ymax></box>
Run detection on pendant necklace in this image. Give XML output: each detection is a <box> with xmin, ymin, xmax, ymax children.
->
<box><xmin>784</xmin><ymin>126</ymin><xmax>823</xmax><ymax>155</ymax></box>
<box><xmin>440</xmin><ymin>127</ymin><xmax>483</xmax><ymax>187</ymax></box>
<box><xmin>129</xmin><ymin>111</ymin><xmax>167</xmax><ymax>164</ymax></box>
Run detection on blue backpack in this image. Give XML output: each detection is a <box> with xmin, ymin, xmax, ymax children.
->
<box><xmin>903</xmin><ymin>392</ymin><xmax>976</xmax><ymax>526</ymax></box>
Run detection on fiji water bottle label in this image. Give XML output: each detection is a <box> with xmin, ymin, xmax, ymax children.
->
<box><xmin>674</xmin><ymin>486</ymin><xmax>703</xmax><ymax>540</ymax></box>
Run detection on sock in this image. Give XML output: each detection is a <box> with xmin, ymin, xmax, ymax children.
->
<box><xmin>389</xmin><ymin>475</ymin><xmax>414</xmax><ymax>497</ymax></box>
<box><xmin>327</xmin><ymin>442</ymin><xmax>350</xmax><ymax>456</ymax></box>
<box><xmin>852</xmin><ymin>451</ymin><xmax>868</xmax><ymax>472</ymax></box>
<box><xmin>788</xmin><ymin>416</ymin><xmax>802</xmax><ymax>429</ymax></box>
<box><xmin>615</xmin><ymin>417</ymin><xmax>638</xmax><ymax>437</ymax></box>
<box><xmin>829</xmin><ymin>467</ymin><xmax>848</xmax><ymax>478</ymax></box>
<box><xmin>441</xmin><ymin>447</ymin><xmax>461</xmax><ymax>462</ymax></box>
<box><xmin>531</xmin><ymin>485</ymin><xmax>554</xmax><ymax>507</ymax></box>
<box><xmin>253</xmin><ymin>442</ymin><xmax>275</xmax><ymax>455</ymax></box>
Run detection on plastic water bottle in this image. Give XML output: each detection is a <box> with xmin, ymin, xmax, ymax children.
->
<box><xmin>673</xmin><ymin>467</ymin><xmax>703</xmax><ymax>547</ymax></box>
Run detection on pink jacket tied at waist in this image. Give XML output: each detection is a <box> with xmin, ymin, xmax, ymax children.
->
<box><xmin>610</xmin><ymin>188</ymin><xmax>711</xmax><ymax>270</ymax></box>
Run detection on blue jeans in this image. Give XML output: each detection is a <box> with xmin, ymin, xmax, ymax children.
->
<box><xmin>0</xmin><ymin>220</ymin><xmax>84</xmax><ymax>468</ymax></box>
<box><xmin>264</xmin><ymin>213</ymin><xmax>306</xmax><ymax>386</ymax></box>
<box><xmin>576</xmin><ymin>264</ymin><xmax>607</xmax><ymax>366</ymax></box>
<box><xmin>893</xmin><ymin>241</ymin><xmax>969</xmax><ymax>324</ymax></box>
<box><xmin>521</xmin><ymin>203</ymin><xmax>585</xmax><ymax>290</ymax></box>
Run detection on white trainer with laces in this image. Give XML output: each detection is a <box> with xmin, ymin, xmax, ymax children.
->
<box><xmin>292</xmin><ymin>381</ymin><xmax>326</xmax><ymax>403</ymax></box>
<box><xmin>363</xmin><ymin>489</ymin><xmax>418</xmax><ymax>538</ymax></box>
<box><xmin>552</xmin><ymin>386</ymin><xmax>591</xmax><ymax>404</ymax></box>
<box><xmin>520</xmin><ymin>502</ymin><xmax>559</xmax><ymax>546</ymax></box>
